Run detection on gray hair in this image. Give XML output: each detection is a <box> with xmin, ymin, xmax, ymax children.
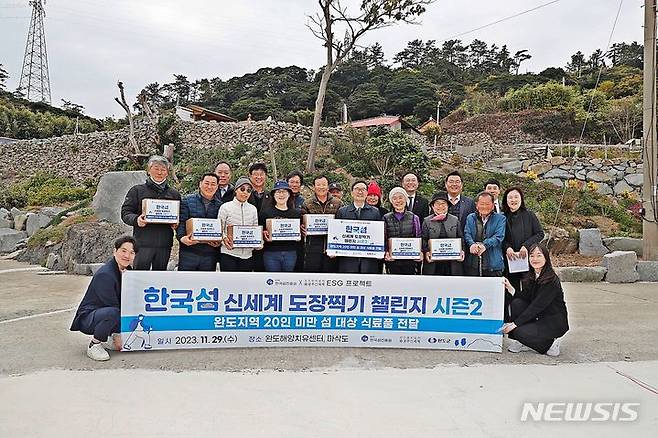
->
<box><xmin>147</xmin><ymin>155</ymin><xmax>170</xmax><ymax>170</ymax></box>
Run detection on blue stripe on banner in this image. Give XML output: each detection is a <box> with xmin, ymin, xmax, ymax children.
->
<box><xmin>326</xmin><ymin>243</ymin><xmax>385</xmax><ymax>251</ymax></box>
<box><xmin>121</xmin><ymin>315</ymin><xmax>503</xmax><ymax>334</ymax></box>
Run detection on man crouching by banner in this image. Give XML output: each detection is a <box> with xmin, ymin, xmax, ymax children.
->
<box><xmin>69</xmin><ymin>236</ymin><xmax>137</xmax><ymax>361</ymax></box>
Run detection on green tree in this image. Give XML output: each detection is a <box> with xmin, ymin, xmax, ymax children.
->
<box><xmin>348</xmin><ymin>83</ymin><xmax>386</xmax><ymax>119</ymax></box>
<box><xmin>305</xmin><ymin>0</ymin><xmax>434</xmax><ymax>172</ymax></box>
<box><xmin>0</xmin><ymin>64</ymin><xmax>8</xmax><ymax>91</ymax></box>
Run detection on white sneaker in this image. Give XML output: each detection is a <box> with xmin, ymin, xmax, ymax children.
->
<box><xmin>546</xmin><ymin>338</ymin><xmax>561</xmax><ymax>357</ymax></box>
<box><xmin>101</xmin><ymin>333</ymin><xmax>121</xmax><ymax>351</ymax></box>
<box><xmin>87</xmin><ymin>342</ymin><xmax>110</xmax><ymax>361</ymax></box>
<box><xmin>508</xmin><ymin>339</ymin><xmax>531</xmax><ymax>353</ymax></box>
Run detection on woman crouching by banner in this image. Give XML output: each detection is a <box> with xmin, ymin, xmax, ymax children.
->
<box><xmin>383</xmin><ymin>187</ymin><xmax>421</xmax><ymax>275</ymax></box>
<box><xmin>501</xmin><ymin>244</ymin><xmax>569</xmax><ymax>356</ymax></box>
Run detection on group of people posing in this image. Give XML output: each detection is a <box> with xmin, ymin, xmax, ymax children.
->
<box><xmin>70</xmin><ymin>155</ymin><xmax>568</xmax><ymax>361</ymax></box>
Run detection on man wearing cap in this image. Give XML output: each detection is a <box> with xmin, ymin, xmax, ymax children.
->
<box><xmin>301</xmin><ymin>175</ymin><xmax>342</xmax><ymax>273</ymax></box>
<box><xmin>214</xmin><ymin>161</ymin><xmax>234</xmax><ymax>203</ymax></box>
<box><xmin>422</xmin><ymin>191</ymin><xmax>464</xmax><ymax>276</ymax></box>
<box><xmin>259</xmin><ymin>180</ymin><xmax>302</xmax><ymax>272</ymax></box>
<box><xmin>121</xmin><ymin>155</ymin><xmax>181</xmax><ymax>270</ymax></box>
<box><xmin>334</xmin><ymin>180</ymin><xmax>383</xmax><ymax>274</ymax></box>
<box><xmin>177</xmin><ymin>173</ymin><xmax>222</xmax><ymax>271</ymax></box>
<box><xmin>218</xmin><ymin>177</ymin><xmax>259</xmax><ymax>271</ymax></box>
<box><xmin>328</xmin><ymin>182</ymin><xmax>344</xmax><ymax>202</ymax></box>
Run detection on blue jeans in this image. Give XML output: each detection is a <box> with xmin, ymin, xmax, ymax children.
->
<box><xmin>263</xmin><ymin>250</ymin><xmax>297</xmax><ymax>272</ymax></box>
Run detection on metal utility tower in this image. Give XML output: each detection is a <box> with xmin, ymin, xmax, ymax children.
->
<box><xmin>18</xmin><ymin>0</ymin><xmax>51</xmax><ymax>104</ymax></box>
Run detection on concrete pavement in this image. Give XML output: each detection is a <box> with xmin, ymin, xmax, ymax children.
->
<box><xmin>1</xmin><ymin>259</ymin><xmax>657</xmax><ymax>437</ymax></box>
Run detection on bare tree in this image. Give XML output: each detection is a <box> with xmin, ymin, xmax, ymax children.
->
<box><xmin>305</xmin><ymin>0</ymin><xmax>433</xmax><ymax>172</ymax></box>
<box><xmin>114</xmin><ymin>81</ymin><xmax>141</xmax><ymax>155</ymax></box>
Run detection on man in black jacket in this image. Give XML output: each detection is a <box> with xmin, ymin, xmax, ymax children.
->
<box><xmin>121</xmin><ymin>155</ymin><xmax>181</xmax><ymax>270</ymax></box>
<box><xmin>70</xmin><ymin>236</ymin><xmax>137</xmax><ymax>361</ymax></box>
<box><xmin>214</xmin><ymin>161</ymin><xmax>234</xmax><ymax>203</ymax></box>
<box><xmin>445</xmin><ymin>171</ymin><xmax>476</xmax><ymax>234</ymax></box>
<box><xmin>177</xmin><ymin>173</ymin><xmax>222</xmax><ymax>271</ymax></box>
<box><xmin>334</xmin><ymin>180</ymin><xmax>383</xmax><ymax>273</ymax></box>
<box><xmin>402</xmin><ymin>172</ymin><xmax>429</xmax><ymax>218</ymax></box>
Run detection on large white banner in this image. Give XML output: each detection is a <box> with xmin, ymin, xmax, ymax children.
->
<box><xmin>120</xmin><ymin>272</ymin><xmax>504</xmax><ymax>352</ymax></box>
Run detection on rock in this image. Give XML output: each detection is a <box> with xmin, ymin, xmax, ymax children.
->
<box><xmin>603</xmin><ymin>237</ymin><xmax>643</xmax><ymax>257</ymax></box>
<box><xmin>40</xmin><ymin>207</ymin><xmax>65</xmax><ymax>217</ymax></box>
<box><xmin>555</xmin><ymin>266</ymin><xmax>607</xmax><ymax>282</ymax></box>
<box><xmin>574</xmin><ymin>170</ymin><xmax>587</xmax><ymax>180</ymax></box>
<box><xmin>501</xmin><ymin>160</ymin><xmax>523</xmax><ymax>173</ymax></box>
<box><xmin>637</xmin><ymin>261</ymin><xmax>658</xmax><ymax>282</ymax></box>
<box><xmin>26</xmin><ymin>212</ymin><xmax>52</xmax><ymax>237</ymax></box>
<box><xmin>13</xmin><ymin>214</ymin><xmax>27</xmax><ymax>231</ymax></box>
<box><xmin>602</xmin><ymin>251</ymin><xmax>639</xmax><ymax>283</ymax></box>
<box><xmin>10</xmin><ymin>207</ymin><xmax>23</xmax><ymax>218</ymax></box>
<box><xmin>544</xmin><ymin>178</ymin><xmax>564</xmax><ymax>187</ymax></box>
<box><xmin>0</xmin><ymin>229</ymin><xmax>28</xmax><ymax>253</ymax></box>
<box><xmin>579</xmin><ymin>228</ymin><xmax>609</xmax><ymax>256</ymax></box>
<box><xmin>0</xmin><ymin>249</ymin><xmax>24</xmax><ymax>260</ymax></box>
<box><xmin>545</xmin><ymin>226</ymin><xmax>578</xmax><ymax>254</ymax></box>
<box><xmin>528</xmin><ymin>162</ymin><xmax>552</xmax><ymax>175</ymax></box>
<box><xmin>45</xmin><ymin>252</ymin><xmax>60</xmax><ymax>270</ymax></box>
<box><xmin>0</xmin><ymin>216</ymin><xmax>12</xmax><ymax>228</ymax></box>
<box><xmin>521</xmin><ymin>160</ymin><xmax>532</xmax><ymax>171</ymax></box>
<box><xmin>586</xmin><ymin>170</ymin><xmax>612</xmax><ymax>183</ymax></box>
<box><xmin>92</xmin><ymin>170</ymin><xmax>147</xmax><ymax>225</ymax></box>
<box><xmin>595</xmin><ymin>183</ymin><xmax>613</xmax><ymax>195</ymax></box>
<box><xmin>550</xmin><ymin>156</ymin><xmax>566</xmax><ymax>166</ymax></box>
<box><xmin>590</xmin><ymin>158</ymin><xmax>602</xmax><ymax>166</ymax></box>
<box><xmin>58</xmin><ymin>222</ymin><xmax>127</xmax><ymax>271</ymax></box>
<box><xmin>544</xmin><ymin>168</ymin><xmax>572</xmax><ymax>180</ymax></box>
<box><xmin>624</xmin><ymin>174</ymin><xmax>643</xmax><ymax>187</ymax></box>
<box><xmin>613</xmin><ymin>180</ymin><xmax>634</xmax><ymax>195</ymax></box>
<box><xmin>89</xmin><ymin>263</ymin><xmax>104</xmax><ymax>275</ymax></box>
<box><xmin>72</xmin><ymin>263</ymin><xmax>92</xmax><ymax>276</ymax></box>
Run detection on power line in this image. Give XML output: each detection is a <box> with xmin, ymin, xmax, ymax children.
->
<box><xmin>439</xmin><ymin>0</ymin><xmax>562</xmax><ymax>42</ymax></box>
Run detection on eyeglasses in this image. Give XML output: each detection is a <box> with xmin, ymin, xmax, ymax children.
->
<box><xmin>238</xmin><ymin>186</ymin><xmax>253</xmax><ymax>193</ymax></box>
<box><xmin>353</xmin><ymin>187</ymin><xmax>367</xmax><ymax>192</ymax></box>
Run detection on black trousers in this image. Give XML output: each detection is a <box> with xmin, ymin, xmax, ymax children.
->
<box><xmin>385</xmin><ymin>260</ymin><xmax>417</xmax><ymax>275</ymax></box>
<box><xmin>78</xmin><ymin>307</ymin><xmax>120</xmax><ymax>342</ymax></box>
<box><xmin>303</xmin><ymin>251</ymin><xmax>336</xmax><ymax>273</ymax></box>
<box><xmin>509</xmin><ymin>299</ymin><xmax>555</xmax><ymax>354</ymax></box>
<box><xmin>220</xmin><ymin>253</ymin><xmax>254</xmax><ymax>272</ymax></box>
<box><xmin>178</xmin><ymin>250</ymin><xmax>218</xmax><ymax>272</ymax></box>
<box><xmin>251</xmin><ymin>249</ymin><xmax>265</xmax><ymax>272</ymax></box>
<box><xmin>133</xmin><ymin>247</ymin><xmax>171</xmax><ymax>271</ymax></box>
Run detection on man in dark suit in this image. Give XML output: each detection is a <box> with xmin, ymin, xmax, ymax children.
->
<box><xmin>214</xmin><ymin>161</ymin><xmax>234</xmax><ymax>203</ymax></box>
<box><xmin>402</xmin><ymin>172</ymin><xmax>429</xmax><ymax>219</ymax></box>
<box><xmin>445</xmin><ymin>170</ymin><xmax>476</xmax><ymax>234</ymax></box>
<box><xmin>334</xmin><ymin>180</ymin><xmax>383</xmax><ymax>273</ymax></box>
<box><xmin>70</xmin><ymin>236</ymin><xmax>137</xmax><ymax>361</ymax></box>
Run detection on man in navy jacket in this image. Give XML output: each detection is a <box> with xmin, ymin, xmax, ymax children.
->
<box><xmin>464</xmin><ymin>192</ymin><xmax>506</xmax><ymax>277</ymax></box>
<box><xmin>334</xmin><ymin>180</ymin><xmax>383</xmax><ymax>274</ymax></box>
<box><xmin>70</xmin><ymin>236</ymin><xmax>137</xmax><ymax>361</ymax></box>
<box><xmin>177</xmin><ymin>173</ymin><xmax>222</xmax><ymax>271</ymax></box>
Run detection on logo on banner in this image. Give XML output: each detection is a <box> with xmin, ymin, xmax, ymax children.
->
<box><xmin>266</xmin><ymin>278</ymin><xmax>274</xmax><ymax>285</ymax></box>
<box><xmin>361</xmin><ymin>335</ymin><xmax>369</xmax><ymax>342</ymax></box>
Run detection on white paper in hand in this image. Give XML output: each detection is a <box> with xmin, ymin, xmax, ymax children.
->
<box><xmin>508</xmin><ymin>254</ymin><xmax>529</xmax><ymax>273</ymax></box>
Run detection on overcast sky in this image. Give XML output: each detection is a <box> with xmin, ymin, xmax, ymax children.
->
<box><xmin>0</xmin><ymin>0</ymin><xmax>644</xmax><ymax>118</ymax></box>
